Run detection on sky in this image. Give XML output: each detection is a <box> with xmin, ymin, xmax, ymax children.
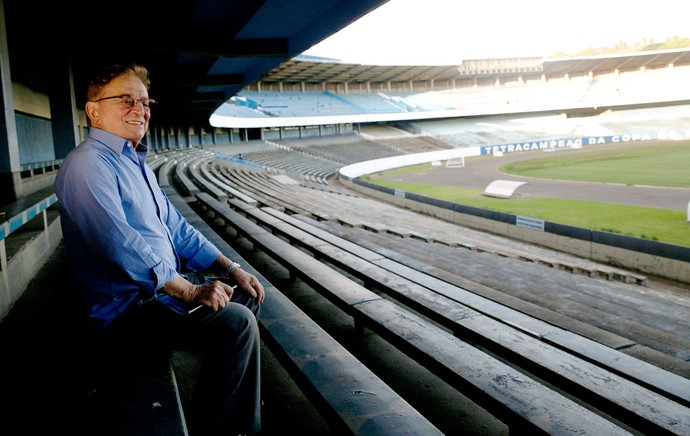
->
<box><xmin>302</xmin><ymin>0</ymin><xmax>690</xmax><ymax>65</ymax></box>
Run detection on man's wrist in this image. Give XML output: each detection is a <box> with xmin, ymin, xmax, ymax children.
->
<box><xmin>224</xmin><ymin>261</ymin><xmax>241</xmax><ymax>274</ymax></box>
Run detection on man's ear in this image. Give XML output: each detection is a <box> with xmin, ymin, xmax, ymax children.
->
<box><xmin>85</xmin><ymin>101</ymin><xmax>99</xmax><ymax>120</ymax></box>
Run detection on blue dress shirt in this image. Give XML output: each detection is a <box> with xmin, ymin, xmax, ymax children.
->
<box><xmin>55</xmin><ymin>128</ymin><xmax>221</xmax><ymax>331</ymax></box>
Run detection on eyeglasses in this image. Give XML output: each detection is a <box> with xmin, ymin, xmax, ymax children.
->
<box><xmin>93</xmin><ymin>95</ymin><xmax>157</xmax><ymax>111</ymax></box>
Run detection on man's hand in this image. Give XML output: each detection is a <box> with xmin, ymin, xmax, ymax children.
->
<box><xmin>213</xmin><ymin>255</ymin><xmax>266</xmax><ymax>305</ymax></box>
<box><xmin>193</xmin><ymin>280</ymin><xmax>238</xmax><ymax>311</ymax></box>
<box><xmin>230</xmin><ymin>267</ymin><xmax>265</xmax><ymax>305</ymax></box>
<box><xmin>161</xmin><ymin>275</ymin><xmax>237</xmax><ymax>311</ymax></box>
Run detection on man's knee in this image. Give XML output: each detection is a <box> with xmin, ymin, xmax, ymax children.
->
<box><xmin>219</xmin><ymin>303</ymin><xmax>260</xmax><ymax>336</ymax></box>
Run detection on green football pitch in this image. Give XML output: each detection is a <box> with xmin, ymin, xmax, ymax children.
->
<box><xmin>366</xmin><ymin>141</ymin><xmax>690</xmax><ymax>247</ymax></box>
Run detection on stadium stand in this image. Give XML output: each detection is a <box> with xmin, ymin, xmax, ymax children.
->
<box><xmin>185</xmin><ymin>160</ymin><xmax>690</xmax><ymax>434</ymax></box>
<box><xmin>219</xmin><ymin>61</ymin><xmax>690</xmax><ymax>124</ymax></box>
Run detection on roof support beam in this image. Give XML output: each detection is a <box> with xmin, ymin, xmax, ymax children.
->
<box><xmin>148</xmin><ymin>38</ymin><xmax>289</xmax><ymax>58</ymax></box>
<box><xmin>157</xmin><ymin>74</ymin><xmax>244</xmax><ymax>88</ymax></box>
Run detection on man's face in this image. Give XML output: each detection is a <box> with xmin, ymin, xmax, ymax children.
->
<box><xmin>89</xmin><ymin>74</ymin><xmax>152</xmax><ymax>146</ymax></box>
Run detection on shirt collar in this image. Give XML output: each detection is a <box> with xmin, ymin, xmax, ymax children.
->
<box><xmin>89</xmin><ymin>127</ymin><xmax>147</xmax><ymax>155</ymax></box>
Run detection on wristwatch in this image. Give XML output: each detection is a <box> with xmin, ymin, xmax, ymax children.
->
<box><xmin>224</xmin><ymin>261</ymin><xmax>241</xmax><ymax>274</ymax></box>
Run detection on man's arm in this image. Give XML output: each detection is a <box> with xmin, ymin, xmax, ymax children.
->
<box><xmin>56</xmin><ymin>149</ymin><xmax>179</xmax><ymax>293</ymax></box>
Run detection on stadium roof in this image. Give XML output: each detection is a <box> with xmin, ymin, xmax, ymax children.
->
<box><xmin>3</xmin><ymin>0</ymin><xmax>388</xmax><ymax>126</ymax></box>
<box><xmin>252</xmin><ymin>48</ymin><xmax>690</xmax><ymax>88</ymax></box>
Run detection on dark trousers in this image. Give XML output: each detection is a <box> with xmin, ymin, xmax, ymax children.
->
<box><xmin>98</xmin><ymin>273</ymin><xmax>262</xmax><ymax>435</ymax></box>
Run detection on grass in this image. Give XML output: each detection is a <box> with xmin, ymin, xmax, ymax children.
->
<box><xmin>500</xmin><ymin>142</ymin><xmax>690</xmax><ymax>187</ymax></box>
<box><xmin>365</xmin><ymin>142</ymin><xmax>690</xmax><ymax>247</ymax></box>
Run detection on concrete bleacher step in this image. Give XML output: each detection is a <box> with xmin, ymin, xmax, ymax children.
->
<box><xmin>0</xmin><ymin>185</ymin><xmax>62</xmax><ymax>319</ymax></box>
<box><xmin>198</xmin><ymin>161</ymin><xmax>258</xmax><ymax>205</ymax></box>
<box><xmin>215</xmin><ymin>168</ymin><xmax>287</xmax><ymax>212</ymax></box>
<box><xmin>0</xmin><ymin>185</ymin><xmax>57</xmax><ymax>242</ymax></box>
<box><xmin>219</xmin><ymin>167</ymin><xmax>324</xmax><ymax>219</ymax></box>
<box><xmin>81</xmin><ymin>350</ymin><xmax>188</xmax><ymax>436</ymax></box>
<box><xmin>258</xmin><ymin>285</ymin><xmax>442</xmax><ymax>434</ymax></box>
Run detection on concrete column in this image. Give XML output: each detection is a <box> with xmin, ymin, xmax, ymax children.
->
<box><xmin>49</xmin><ymin>58</ymin><xmax>80</xmax><ymax>159</ymax></box>
<box><xmin>0</xmin><ymin>0</ymin><xmax>20</xmax><ymax>205</ymax></box>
